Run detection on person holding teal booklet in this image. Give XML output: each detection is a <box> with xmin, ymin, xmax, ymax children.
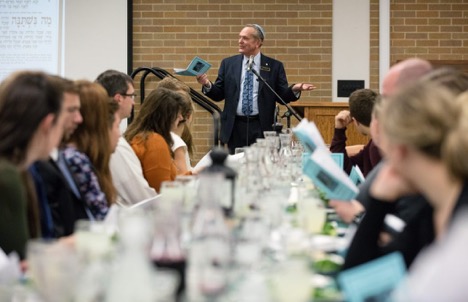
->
<box><xmin>343</xmin><ymin>67</ymin><xmax>468</xmax><ymax>270</ymax></box>
<box><xmin>345</xmin><ymin>75</ymin><xmax>468</xmax><ymax>270</ymax></box>
<box><xmin>196</xmin><ymin>24</ymin><xmax>316</xmax><ymax>153</ymax></box>
<box><xmin>339</xmin><ymin>69</ymin><xmax>468</xmax><ymax>301</ymax></box>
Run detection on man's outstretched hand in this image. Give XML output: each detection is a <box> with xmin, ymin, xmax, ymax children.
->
<box><xmin>292</xmin><ymin>83</ymin><xmax>316</xmax><ymax>92</ymax></box>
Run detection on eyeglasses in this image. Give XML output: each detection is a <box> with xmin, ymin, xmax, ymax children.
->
<box><xmin>121</xmin><ymin>93</ymin><xmax>137</xmax><ymax>99</ymax></box>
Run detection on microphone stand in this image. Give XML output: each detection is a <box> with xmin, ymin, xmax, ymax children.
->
<box><xmin>281</xmin><ymin>109</ymin><xmax>293</xmax><ymax>129</ymax></box>
<box><xmin>250</xmin><ymin>68</ymin><xmax>303</xmax><ymax>124</ymax></box>
<box><xmin>272</xmin><ymin>105</ymin><xmax>283</xmax><ymax>134</ymax></box>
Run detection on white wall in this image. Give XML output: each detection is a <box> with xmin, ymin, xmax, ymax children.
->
<box><xmin>332</xmin><ymin>0</ymin><xmax>370</xmax><ymax>102</ymax></box>
<box><xmin>64</xmin><ymin>0</ymin><xmax>129</xmax><ymax>131</ymax></box>
<box><xmin>63</xmin><ymin>0</ymin><xmax>128</xmax><ymax>81</ymax></box>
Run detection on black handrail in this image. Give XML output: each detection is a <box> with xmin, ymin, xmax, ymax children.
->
<box><xmin>130</xmin><ymin>67</ymin><xmax>221</xmax><ymax>148</ymax></box>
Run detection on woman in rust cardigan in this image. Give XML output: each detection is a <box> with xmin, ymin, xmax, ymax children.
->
<box><xmin>124</xmin><ymin>87</ymin><xmax>192</xmax><ymax>193</ymax></box>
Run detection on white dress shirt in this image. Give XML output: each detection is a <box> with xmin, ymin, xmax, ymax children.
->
<box><xmin>110</xmin><ymin>136</ymin><xmax>157</xmax><ymax>206</ymax></box>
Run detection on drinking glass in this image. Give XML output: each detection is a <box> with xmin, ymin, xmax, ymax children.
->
<box><xmin>160</xmin><ymin>180</ymin><xmax>184</xmax><ymax>208</ymax></box>
<box><xmin>234</xmin><ymin>215</ymin><xmax>267</xmax><ymax>269</ymax></box>
<box><xmin>258</xmin><ymin>190</ymin><xmax>285</xmax><ymax>230</ymax></box>
<box><xmin>150</xmin><ymin>183</ymin><xmax>184</xmax><ymax>263</ymax></box>
<box><xmin>297</xmin><ymin>189</ymin><xmax>327</xmax><ymax>235</ymax></box>
<box><xmin>74</xmin><ymin>220</ymin><xmax>115</xmax><ymax>262</ymax></box>
<box><xmin>234</xmin><ymin>147</ymin><xmax>245</xmax><ymax>154</ymax></box>
<box><xmin>175</xmin><ymin>175</ymin><xmax>198</xmax><ymax>212</ymax></box>
<box><xmin>27</xmin><ymin>239</ymin><xmax>80</xmax><ymax>302</ymax></box>
<box><xmin>263</xmin><ymin>131</ymin><xmax>277</xmax><ymax>138</ymax></box>
<box><xmin>270</xmin><ymin>257</ymin><xmax>313</xmax><ymax>302</ymax></box>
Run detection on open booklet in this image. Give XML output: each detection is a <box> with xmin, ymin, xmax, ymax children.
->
<box><xmin>174</xmin><ymin>56</ymin><xmax>211</xmax><ymax>76</ymax></box>
<box><xmin>293</xmin><ymin>119</ymin><xmax>360</xmax><ymax>200</ymax></box>
<box><xmin>303</xmin><ymin>147</ymin><xmax>359</xmax><ymax>200</ymax></box>
<box><xmin>338</xmin><ymin>252</ymin><xmax>406</xmax><ymax>302</ymax></box>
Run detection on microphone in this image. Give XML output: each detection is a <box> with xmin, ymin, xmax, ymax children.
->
<box><xmin>246</xmin><ymin>55</ymin><xmax>254</xmax><ymax>71</ymax></box>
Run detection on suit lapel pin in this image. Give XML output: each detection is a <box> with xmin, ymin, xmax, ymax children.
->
<box><xmin>261</xmin><ymin>64</ymin><xmax>270</xmax><ymax>72</ymax></box>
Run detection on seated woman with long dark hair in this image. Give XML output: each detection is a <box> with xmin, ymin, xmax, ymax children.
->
<box><xmin>124</xmin><ymin>87</ymin><xmax>192</xmax><ymax>193</ymax></box>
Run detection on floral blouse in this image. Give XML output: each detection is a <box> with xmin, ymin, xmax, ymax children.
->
<box><xmin>62</xmin><ymin>146</ymin><xmax>108</xmax><ymax>220</ymax></box>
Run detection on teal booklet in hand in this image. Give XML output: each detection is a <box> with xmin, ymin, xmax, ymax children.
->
<box><xmin>303</xmin><ymin>147</ymin><xmax>358</xmax><ymax>201</ymax></box>
<box><xmin>174</xmin><ymin>56</ymin><xmax>211</xmax><ymax>76</ymax></box>
<box><xmin>337</xmin><ymin>252</ymin><xmax>406</xmax><ymax>302</ymax></box>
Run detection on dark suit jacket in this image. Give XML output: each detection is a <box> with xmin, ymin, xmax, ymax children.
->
<box><xmin>34</xmin><ymin>159</ymin><xmax>89</xmax><ymax>237</ymax></box>
<box><xmin>204</xmin><ymin>53</ymin><xmax>299</xmax><ymax>144</ymax></box>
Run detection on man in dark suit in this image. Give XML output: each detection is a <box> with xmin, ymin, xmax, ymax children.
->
<box><xmin>197</xmin><ymin>24</ymin><xmax>315</xmax><ymax>153</ymax></box>
<box><xmin>34</xmin><ymin>158</ymin><xmax>90</xmax><ymax>237</ymax></box>
<box><xmin>30</xmin><ymin>77</ymin><xmax>91</xmax><ymax>238</ymax></box>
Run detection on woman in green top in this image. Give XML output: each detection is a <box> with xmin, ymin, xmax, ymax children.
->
<box><xmin>0</xmin><ymin>71</ymin><xmax>65</xmax><ymax>260</ymax></box>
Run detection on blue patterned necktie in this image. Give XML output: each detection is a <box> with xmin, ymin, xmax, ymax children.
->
<box><xmin>242</xmin><ymin>68</ymin><xmax>254</xmax><ymax>115</ymax></box>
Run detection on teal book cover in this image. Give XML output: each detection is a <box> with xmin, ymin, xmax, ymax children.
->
<box><xmin>338</xmin><ymin>252</ymin><xmax>406</xmax><ymax>302</ymax></box>
<box><xmin>174</xmin><ymin>56</ymin><xmax>211</xmax><ymax>76</ymax></box>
